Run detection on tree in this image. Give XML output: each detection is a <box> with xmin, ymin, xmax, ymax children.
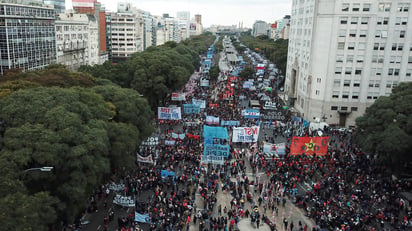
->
<box><xmin>354</xmin><ymin>82</ymin><xmax>412</xmax><ymax>170</ymax></box>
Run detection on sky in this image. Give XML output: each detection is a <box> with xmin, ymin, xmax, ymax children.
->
<box><xmin>66</xmin><ymin>0</ymin><xmax>292</xmax><ymax>28</ymax></box>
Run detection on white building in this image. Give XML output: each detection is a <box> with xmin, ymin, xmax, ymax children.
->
<box><xmin>285</xmin><ymin>0</ymin><xmax>412</xmax><ymax>127</ymax></box>
<box><xmin>55</xmin><ymin>12</ymin><xmax>90</xmax><ymax>70</ymax></box>
<box><xmin>110</xmin><ymin>9</ymin><xmax>144</xmax><ymax>62</ymax></box>
<box><xmin>87</xmin><ymin>14</ymin><xmax>99</xmax><ymax>66</ymax></box>
<box><xmin>252</xmin><ymin>20</ymin><xmax>268</xmax><ymax>37</ymax></box>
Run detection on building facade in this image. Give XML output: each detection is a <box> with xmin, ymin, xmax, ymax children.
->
<box><xmin>252</xmin><ymin>20</ymin><xmax>268</xmax><ymax>37</ymax></box>
<box><xmin>285</xmin><ymin>0</ymin><xmax>412</xmax><ymax>127</ymax></box>
<box><xmin>43</xmin><ymin>0</ymin><xmax>64</xmax><ymax>13</ymax></box>
<box><xmin>0</xmin><ymin>2</ymin><xmax>56</xmax><ymax>75</ymax></box>
<box><xmin>55</xmin><ymin>12</ymin><xmax>89</xmax><ymax>70</ymax></box>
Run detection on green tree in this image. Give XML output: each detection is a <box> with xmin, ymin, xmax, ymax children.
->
<box><xmin>354</xmin><ymin>82</ymin><xmax>412</xmax><ymax>170</ymax></box>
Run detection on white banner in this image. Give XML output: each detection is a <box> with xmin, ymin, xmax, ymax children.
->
<box><xmin>171</xmin><ymin>93</ymin><xmax>186</xmax><ymax>101</ymax></box>
<box><xmin>136</xmin><ymin>153</ymin><xmax>154</xmax><ymax>164</ymax></box>
<box><xmin>263</xmin><ymin>142</ymin><xmax>286</xmax><ymax>156</ymax></box>
<box><xmin>232</xmin><ymin>126</ymin><xmax>260</xmax><ymax>143</ymax></box>
<box><xmin>201</xmin><ymin>155</ymin><xmax>224</xmax><ymax>165</ymax></box>
<box><xmin>141</xmin><ymin>137</ymin><xmax>159</xmax><ymax>146</ymax></box>
<box><xmin>158</xmin><ymin>107</ymin><xmax>182</xmax><ymax>120</ymax></box>
<box><xmin>113</xmin><ymin>194</ymin><xmax>135</xmax><ymax>207</ymax></box>
<box><xmin>206</xmin><ymin>116</ymin><xmax>220</xmax><ymax>125</ymax></box>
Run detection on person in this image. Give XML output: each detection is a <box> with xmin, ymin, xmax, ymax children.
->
<box><xmin>283</xmin><ymin>217</ymin><xmax>288</xmax><ymax>230</ymax></box>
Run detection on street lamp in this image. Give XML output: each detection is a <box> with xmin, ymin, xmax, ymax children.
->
<box><xmin>23</xmin><ymin>167</ymin><xmax>54</xmax><ymax>173</ymax></box>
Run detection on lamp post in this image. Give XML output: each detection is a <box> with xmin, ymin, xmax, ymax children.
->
<box><xmin>21</xmin><ymin>167</ymin><xmax>54</xmax><ymax>181</ymax></box>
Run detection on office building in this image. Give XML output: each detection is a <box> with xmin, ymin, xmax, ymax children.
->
<box><xmin>252</xmin><ymin>20</ymin><xmax>268</xmax><ymax>37</ymax></box>
<box><xmin>0</xmin><ymin>2</ymin><xmax>56</xmax><ymax>75</ymax></box>
<box><xmin>285</xmin><ymin>0</ymin><xmax>412</xmax><ymax>127</ymax></box>
<box><xmin>43</xmin><ymin>0</ymin><xmax>65</xmax><ymax>13</ymax></box>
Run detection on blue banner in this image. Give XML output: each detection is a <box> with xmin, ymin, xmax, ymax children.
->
<box><xmin>303</xmin><ymin>119</ymin><xmax>310</xmax><ymax>128</ymax></box>
<box><xmin>161</xmin><ymin>170</ymin><xmax>175</xmax><ymax>178</ymax></box>
<box><xmin>183</xmin><ymin>104</ymin><xmax>201</xmax><ymax>114</ymax></box>
<box><xmin>135</xmin><ymin>212</ymin><xmax>151</xmax><ymax>223</ymax></box>
<box><xmin>243</xmin><ymin>109</ymin><xmax>260</xmax><ymax>119</ymax></box>
<box><xmin>203</xmin><ymin>144</ymin><xmax>230</xmax><ymax>157</ymax></box>
<box><xmin>293</xmin><ymin>116</ymin><xmax>302</xmax><ymax>123</ymax></box>
<box><xmin>221</xmin><ymin>120</ymin><xmax>240</xmax><ymax>127</ymax></box>
<box><xmin>203</xmin><ymin>125</ymin><xmax>229</xmax><ymax>139</ymax></box>
<box><xmin>192</xmin><ymin>99</ymin><xmax>206</xmax><ymax>109</ymax></box>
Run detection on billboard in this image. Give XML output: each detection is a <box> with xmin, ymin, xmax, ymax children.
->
<box><xmin>190</xmin><ymin>23</ymin><xmax>197</xmax><ymax>30</ymax></box>
<box><xmin>72</xmin><ymin>0</ymin><xmax>94</xmax><ymax>7</ymax></box>
<box><xmin>117</xmin><ymin>2</ymin><xmax>133</xmax><ymax>13</ymax></box>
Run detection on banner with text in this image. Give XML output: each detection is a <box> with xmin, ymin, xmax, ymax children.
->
<box><xmin>206</xmin><ymin>116</ymin><xmax>220</xmax><ymax>125</ymax></box>
<box><xmin>263</xmin><ymin>142</ymin><xmax>286</xmax><ymax>156</ymax></box>
<box><xmin>158</xmin><ymin>107</ymin><xmax>182</xmax><ymax>120</ymax></box>
<box><xmin>201</xmin><ymin>155</ymin><xmax>224</xmax><ymax>165</ymax></box>
<box><xmin>200</xmin><ymin>78</ymin><xmax>210</xmax><ymax>87</ymax></box>
<box><xmin>290</xmin><ymin>136</ymin><xmax>329</xmax><ymax>156</ymax></box>
<box><xmin>242</xmin><ymin>109</ymin><xmax>260</xmax><ymax>119</ymax></box>
<box><xmin>203</xmin><ymin>144</ymin><xmax>230</xmax><ymax>157</ymax></box>
<box><xmin>232</xmin><ymin>126</ymin><xmax>260</xmax><ymax>143</ymax></box>
<box><xmin>136</xmin><ymin>153</ymin><xmax>154</xmax><ymax>164</ymax></box>
<box><xmin>183</xmin><ymin>104</ymin><xmax>201</xmax><ymax>114</ymax></box>
<box><xmin>221</xmin><ymin>120</ymin><xmax>241</xmax><ymax>127</ymax></box>
<box><xmin>171</xmin><ymin>93</ymin><xmax>186</xmax><ymax>101</ymax></box>
<box><xmin>192</xmin><ymin>99</ymin><xmax>206</xmax><ymax>109</ymax></box>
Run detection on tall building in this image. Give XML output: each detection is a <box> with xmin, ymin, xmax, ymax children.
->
<box><xmin>72</xmin><ymin>0</ymin><xmax>108</xmax><ymax>64</ymax></box>
<box><xmin>285</xmin><ymin>0</ymin><xmax>412</xmax><ymax>127</ymax></box>
<box><xmin>252</xmin><ymin>20</ymin><xmax>268</xmax><ymax>37</ymax></box>
<box><xmin>176</xmin><ymin>11</ymin><xmax>190</xmax><ymax>41</ymax></box>
<box><xmin>43</xmin><ymin>0</ymin><xmax>65</xmax><ymax>13</ymax></box>
<box><xmin>0</xmin><ymin>2</ymin><xmax>56</xmax><ymax>75</ymax></box>
<box><xmin>55</xmin><ymin>12</ymin><xmax>90</xmax><ymax>70</ymax></box>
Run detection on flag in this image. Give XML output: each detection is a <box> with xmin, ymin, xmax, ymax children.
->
<box><xmin>135</xmin><ymin>212</ymin><xmax>151</xmax><ymax>223</ymax></box>
<box><xmin>290</xmin><ymin>136</ymin><xmax>329</xmax><ymax>156</ymax></box>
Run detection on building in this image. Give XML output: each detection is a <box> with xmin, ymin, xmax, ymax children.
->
<box><xmin>252</xmin><ymin>20</ymin><xmax>268</xmax><ymax>37</ymax></box>
<box><xmin>105</xmin><ymin>12</ymin><xmax>112</xmax><ymax>60</ymax></box>
<box><xmin>55</xmin><ymin>12</ymin><xmax>90</xmax><ymax>70</ymax></box>
<box><xmin>285</xmin><ymin>0</ymin><xmax>412</xmax><ymax>127</ymax></box>
<box><xmin>72</xmin><ymin>0</ymin><xmax>108</xmax><ymax>64</ymax></box>
<box><xmin>0</xmin><ymin>2</ymin><xmax>56</xmax><ymax>75</ymax></box>
<box><xmin>270</xmin><ymin>15</ymin><xmax>291</xmax><ymax>40</ymax></box>
<box><xmin>110</xmin><ymin>9</ymin><xmax>144</xmax><ymax>62</ymax></box>
<box><xmin>43</xmin><ymin>0</ymin><xmax>65</xmax><ymax>13</ymax></box>
<box><xmin>176</xmin><ymin>11</ymin><xmax>190</xmax><ymax>41</ymax></box>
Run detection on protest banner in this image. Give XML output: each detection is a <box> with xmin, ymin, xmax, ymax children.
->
<box><xmin>158</xmin><ymin>107</ymin><xmax>182</xmax><ymax>120</ymax></box>
<box><xmin>232</xmin><ymin>126</ymin><xmax>260</xmax><ymax>143</ymax></box>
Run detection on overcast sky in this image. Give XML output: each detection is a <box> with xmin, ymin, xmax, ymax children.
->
<box><xmin>67</xmin><ymin>0</ymin><xmax>292</xmax><ymax>28</ymax></box>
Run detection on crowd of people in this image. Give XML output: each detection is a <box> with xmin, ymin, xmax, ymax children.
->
<box><xmin>78</xmin><ymin>37</ymin><xmax>411</xmax><ymax>231</ymax></box>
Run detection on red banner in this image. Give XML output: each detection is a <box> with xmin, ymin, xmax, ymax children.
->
<box><xmin>290</xmin><ymin>136</ymin><xmax>329</xmax><ymax>156</ymax></box>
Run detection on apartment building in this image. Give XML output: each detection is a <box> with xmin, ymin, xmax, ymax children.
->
<box><xmin>285</xmin><ymin>0</ymin><xmax>412</xmax><ymax>127</ymax></box>
<box><xmin>0</xmin><ymin>2</ymin><xmax>56</xmax><ymax>75</ymax></box>
<box><xmin>252</xmin><ymin>20</ymin><xmax>268</xmax><ymax>37</ymax></box>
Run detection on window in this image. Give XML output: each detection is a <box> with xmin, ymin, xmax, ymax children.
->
<box><xmin>336</xmin><ymin>55</ymin><xmax>344</xmax><ymax>63</ymax></box>
<box><xmin>351</xmin><ymin>107</ymin><xmax>358</xmax><ymax>111</ymax></box>
<box><xmin>361</xmin><ymin>17</ymin><xmax>369</xmax><ymax>24</ymax></box>
<box><xmin>352</xmin><ymin>92</ymin><xmax>359</xmax><ymax>99</ymax></box>
<box><xmin>344</xmin><ymin>80</ymin><xmax>351</xmax><ymax>87</ymax></box>
<box><xmin>357</xmin><ymin>55</ymin><xmax>364</xmax><ymax>63</ymax></box>
<box><xmin>400</xmin><ymin>30</ymin><xmax>406</xmax><ymax>38</ymax></box>
<box><xmin>341</xmin><ymin>106</ymin><xmax>348</xmax><ymax>111</ymax></box>
<box><xmin>340</xmin><ymin>17</ymin><xmax>348</xmax><ymax>24</ymax></box>
<box><xmin>358</xmin><ymin>42</ymin><xmax>366</xmax><ymax>50</ymax></box>
<box><xmin>369</xmin><ymin>80</ymin><xmax>374</xmax><ymax>87</ymax></box>
<box><xmin>377</xmin><ymin>17</ymin><xmax>383</xmax><ymax>25</ymax></box>
<box><xmin>393</xmin><ymin>81</ymin><xmax>399</xmax><ymax>88</ymax></box>
<box><xmin>379</xmin><ymin>3</ymin><xmax>391</xmax><ymax>12</ymax></box>
<box><xmin>338</xmin><ymin>42</ymin><xmax>345</xmax><ymax>49</ymax></box>
<box><xmin>332</xmin><ymin>91</ymin><xmax>339</xmax><ymax>98</ymax></box>
<box><xmin>351</xmin><ymin>17</ymin><xmax>358</xmax><ymax>24</ymax></box>
<box><xmin>315</xmin><ymin>90</ymin><xmax>320</xmax><ymax>95</ymax></box>
<box><xmin>388</xmin><ymin>68</ymin><xmax>394</xmax><ymax>75</ymax></box>
<box><xmin>381</xmin><ymin>30</ymin><xmax>388</xmax><ymax>38</ymax></box>
<box><xmin>398</xmin><ymin>3</ymin><xmax>409</xmax><ymax>12</ymax></box>
<box><xmin>394</xmin><ymin>69</ymin><xmax>400</xmax><ymax>76</ymax></box>
<box><xmin>345</xmin><ymin>67</ymin><xmax>352</xmax><ymax>75</ymax></box>
<box><xmin>349</xmin><ymin>30</ymin><xmax>356</xmax><ymax>37</ymax></box>
<box><xmin>386</xmin><ymin>81</ymin><xmax>392</xmax><ymax>88</ymax></box>
<box><xmin>355</xmin><ymin>69</ymin><xmax>362</xmax><ymax>75</ymax></box>
<box><xmin>342</xmin><ymin>92</ymin><xmax>349</xmax><ymax>99</ymax></box>
<box><xmin>359</xmin><ymin>30</ymin><xmax>367</xmax><ymax>37</ymax></box>
<box><xmin>342</xmin><ymin>3</ymin><xmax>349</xmax><ymax>11</ymax></box>
<box><xmin>409</xmin><ymin>56</ymin><xmax>412</xmax><ymax>63</ymax></box>
<box><xmin>352</xmin><ymin>3</ymin><xmax>360</xmax><ymax>11</ymax></box>
<box><xmin>331</xmin><ymin>106</ymin><xmax>338</xmax><ymax>110</ymax></box>
<box><xmin>375</xmin><ymin>81</ymin><xmax>380</xmax><ymax>88</ymax></box>
<box><xmin>383</xmin><ymin>17</ymin><xmax>389</xmax><ymax>25</ymax></box>
<box><xmin>402</xmin><ymin>17</ymin><xmax>408</xmax><ymax>25</ymax></box>
<box><xmin>407</xmin><ymin>69</ymin><xmax>412</xmax><ymax>77</ymax></box>
<box><xmin>346</xmin><ymin>55</ymin><xmax>354</xmax><ymax>62</ymax></box>
<box><xmin>390</xmin><ymin>56</ymin><xmax>396</xmax><ymax>63</ymax></box>
<box><xmin>375</xmin><ymin>30</ymin><xmax>382</xmax><ymax>38</ymax></box>
<box><xmin>353</xmin><ymin>80</ymin><xmax>360</xmax><ymax>87</ymax></box>
<box><xmin>363</xmin><ymin>3</ymin><xmax>371</xmax><ymax>11</ymax></box>
<box><xmin>396</xmin><ymin>17</ymin><xmax>402</xmax><ymax>25</ymax></box>
<box><xmin>392</xmin><ymin>43</ymin><xmax>404</xmax><ymax>51</ymax></box>
<box><xmin>348</xmin><ymin>42</ymin><xmax>355</xmax><ymax>50</ymax></box>
<box><xmin>367</xmin><ymin>93</ymin><xmax>373</xmax><ymax>99</ymax></box>
<box><xmin>334</xmin><ymin>79</ymin><xmax>341</xmax><ymax>87</ymax></box>
<box><xmin>335</xmin><ymin>67</ymin><xmax>342</xmax><ymax>74</ymax></box>
<box><xmin>339</xmin><ymin>29</ymin><xmax>346</xmax><ymax>37</ymax></box>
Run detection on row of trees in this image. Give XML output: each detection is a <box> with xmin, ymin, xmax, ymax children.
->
<box><xmin>236</xmin><ymin>32</ymin><xmax>288</xmax><ymax>75</ymax></box>
<box><xmin>80</xmin><ymin>33</ymin><xmax>216</xmax><ymax>111</ymax></box>
<box><xmin>0</xmin><ymin>65</ymin><xmax>154</xmax><ymax>229</ymax></box>
<box><xmin>0</xmin><ymin>33</ymin><xmax>216</xmax><ymax>229</ymax></box>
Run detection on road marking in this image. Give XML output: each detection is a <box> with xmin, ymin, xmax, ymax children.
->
<box><xmin>97</xmin><ymin>225</ymin><xmax>101</xmax><ymax>230</ymax></box>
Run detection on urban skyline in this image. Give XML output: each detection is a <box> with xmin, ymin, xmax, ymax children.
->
<box><xmin>65</xmin><ymin>0</ymin><xmax>292</xmax><ymax>28</ymax></box>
